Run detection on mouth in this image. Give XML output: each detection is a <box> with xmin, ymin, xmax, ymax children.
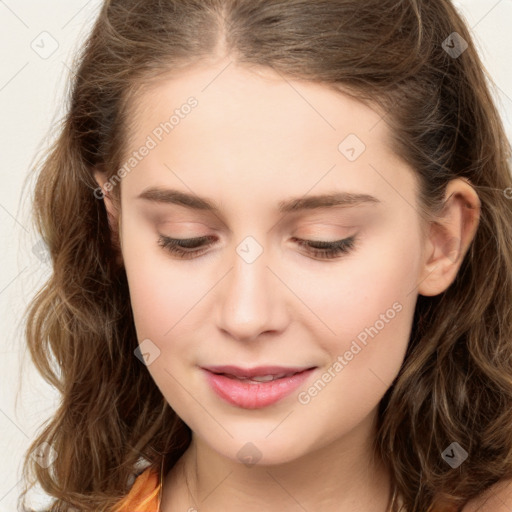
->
<box><xmin>202</xmin><ymin>364</ymin><xmax>315</xmax><ymax>380</ymax></box>
<box><xmin>210</xmin><ymin>370</ymin><xmax>307</xmax><ymax>382</ymax></box>
<box><xmin>201</xmin><ymin>365</ymin><xmax>317</xmax><ymax>409</ymax></box>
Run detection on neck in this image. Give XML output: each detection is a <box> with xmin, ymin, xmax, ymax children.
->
<box><xmin>162</xmin><ymin>411</ymin><xmax>394</xmax><ymax>512</ymax></box>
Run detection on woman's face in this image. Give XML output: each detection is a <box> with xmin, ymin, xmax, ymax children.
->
<box><xmin>111</xmin><ymin>59</ymin><xmax>428</xmax><ymax>465</ymax></box>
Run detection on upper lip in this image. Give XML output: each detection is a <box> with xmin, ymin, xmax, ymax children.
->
<box><xmin>202</xmin><ymin>365</ymin><xmax>316</xmax><ymax>378</ymax></box>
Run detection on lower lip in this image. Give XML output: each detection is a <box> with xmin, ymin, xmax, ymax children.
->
<box><xmin>202</xmin><ymin>368</ymin><xmax>316</xmax><ymax>409</ymax></box>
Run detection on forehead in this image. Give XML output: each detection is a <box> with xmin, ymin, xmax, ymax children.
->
<box><xmin>120</xmin><ymin>61</ymin><xmax>415</xmax><ymax>212</ymax></box>
<box><xmin>129</xmin><ymin>62</ymin><xmax>388</xmax><ymax>147</ymax></box>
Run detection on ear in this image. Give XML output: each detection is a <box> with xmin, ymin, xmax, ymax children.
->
<box><xmin>93</xmin><ymin>169</ymin><xmax>124</xmax><ymax>266</ymax></box>
<box><xmin>417</xmin><ymin>178</ymin><xmax>481</xmax><ymax>297</ymax></box>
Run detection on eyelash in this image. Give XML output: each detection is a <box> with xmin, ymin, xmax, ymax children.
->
<box><xmin>157</xmin><ymin>234</ymin><xmax>357</xmax><ymax>261</ymax></box>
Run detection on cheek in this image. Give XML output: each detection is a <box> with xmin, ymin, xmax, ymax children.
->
<box><xmin>121</xmin><ymin>231</ymin><xmax>207</xmax><ymax>415</ymax></box>
<box><xmin>312</xmin><ymin>230</ymin><xmax>421</xmax><ymax>407</ymax></box>
<box><xmin>120</xmin><ymin>218</ymin><xmax>204</xmax><ymax>348</ymax></box>
<box><xmin>288</xmin><ymin>227</ymin><xmax>421</xmax><ymax>352</ymax></box>
<box><xmin>288</xmin><ymin>232</ymin><xmax>421</xmax><ymax>436</ymax></box>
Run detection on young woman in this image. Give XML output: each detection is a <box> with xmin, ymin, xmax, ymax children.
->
<box><xmin>20</xmin><ymin>1</ymin><xmax>512</xmax><ymax>511</ymax></box>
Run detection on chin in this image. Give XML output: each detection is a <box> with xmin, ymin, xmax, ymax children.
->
<box><xmin>198</xmin><ymin>427</ymin><xmax>315</xmax><ymax>467</ymax></box>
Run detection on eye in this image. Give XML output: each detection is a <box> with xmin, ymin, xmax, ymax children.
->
<box><xmin>157</xmin><ymin>234</ymin><xmax>357</xmax><ymax>260</ymax></box>
<box><xmin>157</xmin><ymin>235</ymin><xmax>215</xmax><ymax>260</ymax></box>
<box><xmin>291</xmin><ymin>236</ymin><xmax>357</xmax><ymax>260</ymax></box>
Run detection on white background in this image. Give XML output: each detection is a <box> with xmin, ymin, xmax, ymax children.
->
<box><xmin>1</xmin><ymin>1</ymin><xmax>511</xmax><ymax>510</ymax></box>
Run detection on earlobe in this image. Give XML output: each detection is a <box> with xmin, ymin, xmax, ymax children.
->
<box><xmin>93</xmin><ymin>169</ymin><xmax>124</xmax><ymax>266</ymax></box>
<box><xmin>417</xmin><ymin>178</ymin><xmax>481</xmax><ymax>297</ymax></box>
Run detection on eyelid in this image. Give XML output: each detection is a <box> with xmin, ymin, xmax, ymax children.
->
<box><xmin>157</xmin><ymin>233</ymin><xmax>358</xmax><ymax>261</ymax></box>
<box><xmin>160</xmin><ymin>234</ymin><xmax>215</xmax><ymax>247</ymax></box>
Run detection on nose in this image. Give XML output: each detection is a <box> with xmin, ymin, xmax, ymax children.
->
<box><xmin>216</xmin><ymin>238</ymin><xmax>288</xmax><ymax>343</ymax></box>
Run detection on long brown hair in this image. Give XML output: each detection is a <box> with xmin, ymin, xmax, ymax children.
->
<box><xmin>20</xmin><ymin>1</ymin><xmax>512</xmax><ymax>510</ymax></box>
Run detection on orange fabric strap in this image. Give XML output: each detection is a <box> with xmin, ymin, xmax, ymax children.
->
<box><xmin>111</xmin><ymin>467</ymin><xmax>161</xmax><ymax>512</ymax></box>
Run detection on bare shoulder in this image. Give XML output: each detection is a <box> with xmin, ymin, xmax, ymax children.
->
<box><xmin>461</xmin><ymin>478</ymin><xmax>512</xmax><ymax>511</ymax></box>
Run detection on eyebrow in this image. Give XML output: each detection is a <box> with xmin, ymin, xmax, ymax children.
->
<box><xmin>136</xmin><ymin>186</ymin><xmax>381</xmax><ymax>213</ymax></box>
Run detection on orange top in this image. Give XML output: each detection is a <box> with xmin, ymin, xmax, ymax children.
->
<box><xmin>111</xmin><ymin>467</ymin><xmax>162</xmax><ymax>512</ymax></box>
<box><xmin>112</xmin><ymin>467</ymin><xmax>459</xmax><ymax>512</ymax></box>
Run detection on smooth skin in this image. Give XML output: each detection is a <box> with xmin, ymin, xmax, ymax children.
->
<box><xmin>93</xmin><ymin>57</ymin><xmax>510</xmax><ymax>511</ymax></box>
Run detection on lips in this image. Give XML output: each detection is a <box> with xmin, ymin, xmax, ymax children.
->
<box><xmin>203</xmin><ymin>365</ymin><xmax>314</xmax><ymax>380</ymax></box>
<box><xmin>201</xmin><ymin>365</ymin><xmax>317</xmax><ymax>409</ymax></box>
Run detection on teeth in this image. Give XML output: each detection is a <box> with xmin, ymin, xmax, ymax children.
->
<box><xmin>250</xmin><ymin>374</ymin><xmax>281</xmax><ymax>382</ymax></box>
<box><xmin>224</xmin><ymin>372</ymin><xmax>294</xmax><ymax>382</ymax></box>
